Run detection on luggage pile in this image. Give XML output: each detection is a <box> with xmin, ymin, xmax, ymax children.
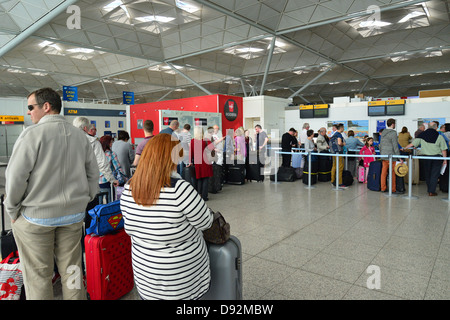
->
<box><xmin>84</xmin><ymin>188</ymin><xmax>134</xmax><ymax>300</ymax></box>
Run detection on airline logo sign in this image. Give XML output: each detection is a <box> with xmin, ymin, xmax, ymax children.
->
<box><xmin>224</xmin><ymin>99</ymin><xmax>238</xmax><ymax>121</ymax></box>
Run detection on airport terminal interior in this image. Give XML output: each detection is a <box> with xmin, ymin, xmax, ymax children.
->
<box><xmin>0</xmin><ymin>0</ymin><xmax>450</xmax><ymax>300</ymax></box>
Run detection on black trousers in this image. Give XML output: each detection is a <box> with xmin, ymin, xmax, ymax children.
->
<box><xmin>422</xmin><ymin>155</ymin><xmax>443</xmax><ymax>193</ymax></box>
<box><xmin>193</xmin><ymin>177</ymin><xmax>209</xmax><ymax>200</ymax></box>
<box><xmin>282</xmin><ymin>152</ymin><xmax>291</xmax><ymax>167</ymax></box>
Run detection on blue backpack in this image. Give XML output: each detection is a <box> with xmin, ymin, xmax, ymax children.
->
<box><xmin>86</xmin><ymin>200</ymin><xmax>123</xmax><ymax>236</ymax></box>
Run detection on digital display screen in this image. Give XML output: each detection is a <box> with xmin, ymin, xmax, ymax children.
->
<box><xmin>368</xmin><ymin>106</ymin><xmax>386</xmax><ymax>116</ymax></box>
<box><xmin>300</xmin><ymin>109</ymin><xmax>314</xmax><ymax>119</ymax></box>
<box><xmin>386</xmin><ymin>104</ymin><xmax>405</xmax><ymax>116</ymax></box>
<box><xmin>313</xmin><ymin>108</ymin><xmax>329</xmax><ymax>118</ymax></box>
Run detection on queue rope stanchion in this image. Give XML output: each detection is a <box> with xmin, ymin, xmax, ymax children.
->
<box><xmin>273</xmin><ymin>151</ymin><xmax>279</xmax><ymax>185</ymax></box>
<box><xmin>333</xmin><ymin>153</ymin><xmax>342</xmax><ymax>192</ymax></box>
<box><xmin>304</xmin><ymin>151</ymin><xmax>316</xmax><ymax>190</ymax></box>
<box><xmin>403</xmin><ymin>154</ymin><xmax>418</xmax><ymax>200</ymax></box>
<box><xmin>442</xmin><ymin>156</ymin><xmax>450</xmax><ymax>203</ymax></box>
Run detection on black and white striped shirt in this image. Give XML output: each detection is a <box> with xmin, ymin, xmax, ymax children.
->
<box><xmin>120</xmin><ymin>176</ymin><xmax>213</xmax><ymax>300</ymax></box>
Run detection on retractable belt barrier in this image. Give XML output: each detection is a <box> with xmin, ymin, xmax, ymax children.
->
<box><xmin>274</xmin><ymin>150</ymin><xmax>450</xmax><ymax>202</ymax></box>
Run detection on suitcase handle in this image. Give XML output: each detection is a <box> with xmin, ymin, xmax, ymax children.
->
<box><xmin>1</xmin><ymin>194</ymin><xmax>6</xmax><ymax>235</ymax></box>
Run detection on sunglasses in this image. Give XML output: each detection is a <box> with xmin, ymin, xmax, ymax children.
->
<box><xmin>27</xmin><ymin>104</ymin><xmax>40</xmax><ymax>111</ymax></box>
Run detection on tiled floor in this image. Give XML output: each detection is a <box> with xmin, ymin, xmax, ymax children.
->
<box><xmin>2</xmin><ymin>167</ymin><xmax>449</xmax><ymax>300</ymax></box>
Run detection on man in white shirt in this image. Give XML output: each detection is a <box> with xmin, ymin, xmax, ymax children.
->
<box><xmin>299</xmin><ymin>123</ymin><xmax>310</xmax><ymax>148</ymax></box>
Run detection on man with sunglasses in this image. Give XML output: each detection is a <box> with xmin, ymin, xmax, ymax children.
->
<box><xmin>4</xmin><ymin>88</ymin><xmax>99</xmax><ymax>300</ymax></box>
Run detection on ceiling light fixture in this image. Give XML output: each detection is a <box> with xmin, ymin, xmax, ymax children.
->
<box><xmin>398</xmin><ymin>11</ymin><xmax>426</xmax><ymax>23</ymax></box>
<box><xmin>175</xmin><ymin>0</ymin><xmax>200</xmax><ymax>13</ymax></box>
<box><xmin>136</xmin><ymin>15</ymin><xmax>175</xmax><ymax>23</ymax></box>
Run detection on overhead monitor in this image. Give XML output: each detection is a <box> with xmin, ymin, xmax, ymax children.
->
<box><xmin>313</xmin><ymin>104</ymin><xmax>329</xmax><ymax>118</ymax></box>
<box><xmin>385</xmin><ymin>99</ymin><xmax>405</xmax><ymax>116</ymax></box>
<box><xmin>299</xmin><ymin>105</ymin><xmax>314</xmax><ymax>118</ymax></box>
<box><xmin>368</xmin><ymin>106</ymin><xmax>386</xmax><ymax>116</ymax></box>
<box><xmin>368</xmin><ymin>101</ymin><xmax>386</xmax><ymax>117</ymax></box>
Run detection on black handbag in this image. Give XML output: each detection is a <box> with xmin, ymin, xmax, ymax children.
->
<box><xmin>203</xmin><ymin>210</ymin><xmax>230</xmax><ymax>244</ymax></box>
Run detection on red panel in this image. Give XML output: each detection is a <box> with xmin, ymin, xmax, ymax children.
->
<box><xmin>129</xmin><ymin>95</ymin><xmax>218</xmax><ymax>143</ymax></box>
<box><xmin>218</xmin><ymin>95</ymin><xmax>244</xmax><ymax>136</ymax></box>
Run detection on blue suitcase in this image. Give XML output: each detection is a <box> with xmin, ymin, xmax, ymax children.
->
<box><xmin>367</xmin><ymin>161</ymin><xmax>382</xmax><ymax>191</ymax></box>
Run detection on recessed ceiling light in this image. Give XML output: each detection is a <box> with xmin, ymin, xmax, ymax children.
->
<box><xmin>398</xmin><ymin>11</ymin><xmax>426</xmax><ymax>23</ymax></box>
<box><xmin>359</xmin><ymin>20</ymin><xmax>392</xmax><ymax>28</ymax></box>
<box><xmin>175</xmin><ymin>0</ymin><xmax>200</xmax><ymax>13</ymax></box>
<box><xmin>136</xmin><ymin>15</ymin><xmax>175</xmax><ymax>23</ymax></box>
<box><xmin>66</xmin><ymin>48</ymin><xmax>94</xmax><ymax>54</ymax></box>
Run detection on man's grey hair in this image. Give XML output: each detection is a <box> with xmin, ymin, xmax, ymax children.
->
<box><xmin>302</xmin><ymin>123</ymin><xmax>310</xmax><ymax>129</ymax></box>
<box><xmin>73</xmin><ymin>116</ymin><xmax>90</xmax><ymax>131</ymax></box>
<box><xmin>429</xmin><ymin>121</ymin><xmax>438</xmax><ymax>129</ymax></box>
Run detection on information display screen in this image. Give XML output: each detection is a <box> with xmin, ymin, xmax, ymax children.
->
<box><xmin>313</xmin><ymin>108</ymin><xmax>329</xmax><ymax>118</ymax></box>
<box><xmin>300</xmin><ymin>109</ymin><xmax>314</xmax><ymax>118</ymax></box>
<box><xmin>368</xmin><ymin>106</ymin><xmax>386</xmax><ymax>116</ymax></box>
<box><xmin>386</xmin><ymin>104</ymin><xmax>405</xmax><ymax>116</ymax></box>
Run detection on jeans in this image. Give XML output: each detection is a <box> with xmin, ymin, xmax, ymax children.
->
<box><xmin>422</xmin><ymin>156</ymin><xmax>443</xmax><ymax>193</ymax></box>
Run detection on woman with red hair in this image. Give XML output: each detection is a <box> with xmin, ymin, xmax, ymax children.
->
<box><xmin>120</xmin><ymin>133</ymin><xmax>213</xmax><ymax>300</ymax></box>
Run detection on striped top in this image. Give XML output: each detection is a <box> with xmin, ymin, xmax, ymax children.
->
<box><xmin>120</xmin><ymin>176</ymin><xmax>213</xmax><ymax>300</ymax></box>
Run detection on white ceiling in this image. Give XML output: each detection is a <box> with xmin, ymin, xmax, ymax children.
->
<box><xmin>0</xmin><ymin>0</ymin><xmax>449</xmax><ymax>104</ymax></box>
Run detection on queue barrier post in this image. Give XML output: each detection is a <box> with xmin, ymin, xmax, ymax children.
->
<box><xmin>304</xmin><ymin>151</ymin><xmax>316</xmax><ymax>190</ymax></box>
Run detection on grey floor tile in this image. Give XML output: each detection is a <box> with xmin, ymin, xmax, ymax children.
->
<box><xmin>280</xmin><ymin>230</ymin><xmax>337</xmax><ymax>251</ymax></box>
<box><xmin>238</xmin><ymin>233</ymin><xmax>280</xmax><ymax>256</ymax></box>
<box><xmin>383</xmin><ymin>235</ymin><xmax>441</xmax><ymax>258</ymax></box>
<box><xmin>323</xmin><ymin>238</ymin><xmax>381</xmax><ymax>263</ymax></box>
<box><xmin>424</xmin><ymin>276</ymin><xmax>450</xmax><ymax>300</ymax></box>
<box><xmin>342</xmin><ymin>285</ymin><xmax>403</xmax><ymax>300</ymax></box>
<box><xmin>430</xmin><ymin>258</ymin><xmax>450</xmax><ymax>282</ymax></box>
<box><xmin>243</xmin><ymin>256</ymin><xmax>298</xmax><ymax>291</ymax></box>
<box><xmin>371</xmin><ymin>247</ymin><xmax>436</xmax><ymax>277</ymax></box>
<box><xmin>270</xmin><ymin>269</ymin><xmax>352</xmax><ymax>300</ymax></box>
<box><xmin>256</xmin><ymin>242</ymin><xmax>319</xmax><ymax>269</ymax></box>
<box><xmin>301</xmin><ymin>251</ymin><xmax>369</xmax><ymax>283</ymax></box>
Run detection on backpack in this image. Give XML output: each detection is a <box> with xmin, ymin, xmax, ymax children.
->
<box><xmin>330</xmin><ymin>134</ymin><xmax>341</xmax><ymax>153</ymax></box>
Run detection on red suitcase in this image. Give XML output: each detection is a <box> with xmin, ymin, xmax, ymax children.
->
<box><xmin>84</xmin><ymin>229</ymin><xmax>134</xmax><ymax>300</ymax></box>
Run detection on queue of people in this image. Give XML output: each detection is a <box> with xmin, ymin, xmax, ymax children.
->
<box><xmin>280</xmin><ymin>119</ymin><xmax>449</xmax><ymax>194</ymax></box>
<box><xmin>3</xmin><ymin>87</ymin><xmax>448</xmax><ymax>301</ymax></box>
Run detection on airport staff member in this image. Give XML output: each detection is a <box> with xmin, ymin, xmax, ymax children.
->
<box><xmin>4</xmin><ymin>88</ymin><xmax>99</xmax><ymax>300</ymax></box>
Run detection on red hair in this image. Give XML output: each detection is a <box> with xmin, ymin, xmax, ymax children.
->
<box><xmin>129</xmin><ymin>133</ymin><xmax>182</xmax><ymax>206</ymax></box>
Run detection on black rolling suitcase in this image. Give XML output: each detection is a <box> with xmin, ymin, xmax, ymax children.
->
<box><xmin>342</xmin><ymin>170</ymin><xmax>354</xmax><ymax>186</ymax></box>
<box><xmin>247</xmin><ymin>163</ymin><xmax>263</xmax><ymax>182</ymax></box>
<box><xmin>318</xmin><ymin>151</ymin><xmax>332</xmax><ymax>182</ymax></box>
<box><xmin>1</xmin><ymin>194</ymin><xmax>17</xmax><ymax>260</ymax></box>
<box><xmin>225</xmin><ymin>163</ymin><xmax>245</xmax><ymax>185</ymax></box>
<box><xmin>209</xmin><ymin>163</ymin><xmax>223</xmax><ymax>193</ymax></box>
<box><xmin>302</xmin><ymin>158</ymin><xmax>318</xmax><ymax>185</ymax></box>
<box><xmin>270</xmin><ymin>166</ymin><xmax>296</xmax><ymax>182</ymax></box>
<box><xmin>396</xmin><ymin>175</ymin><xmax>405</xmax><ymax>193</ymax></box>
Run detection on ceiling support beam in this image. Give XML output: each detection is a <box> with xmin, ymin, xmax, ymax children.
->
<box><xmin>259</xmin><ymin>36</ymin><xmax>276</xmax><ymax>96</ymax></box>
<box><xmin>0</xmin><ymin>0</ymin><xmax>79</xmax><ymax>58</ymax></box>
<box><xmin>100</xmin><ymin>79</ymin><xmax>110</xmax><ymax>103</ymax></box>
<box><xmin>288</xmin><ymin>66</ymin><xmax>333</xmax><ymax>99</ymax></box>
<box><xmin>166</xmin><ymin>62</ymin><xmax>212</xmax><ymax>95</ymax></box>
<box><xmin>240</xmin><ymin>79</ymin><xmax>248</xmax><ymax>97</ymax></box>
<box><xmin>157</xmin><ymin>90</ymin><xmax>174</xmax><ymax>102</ymax></box>
<box><xmin>274</xmin><ymin>0</ymin><xmax>427</xmax><ymax>36</ymax></box>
